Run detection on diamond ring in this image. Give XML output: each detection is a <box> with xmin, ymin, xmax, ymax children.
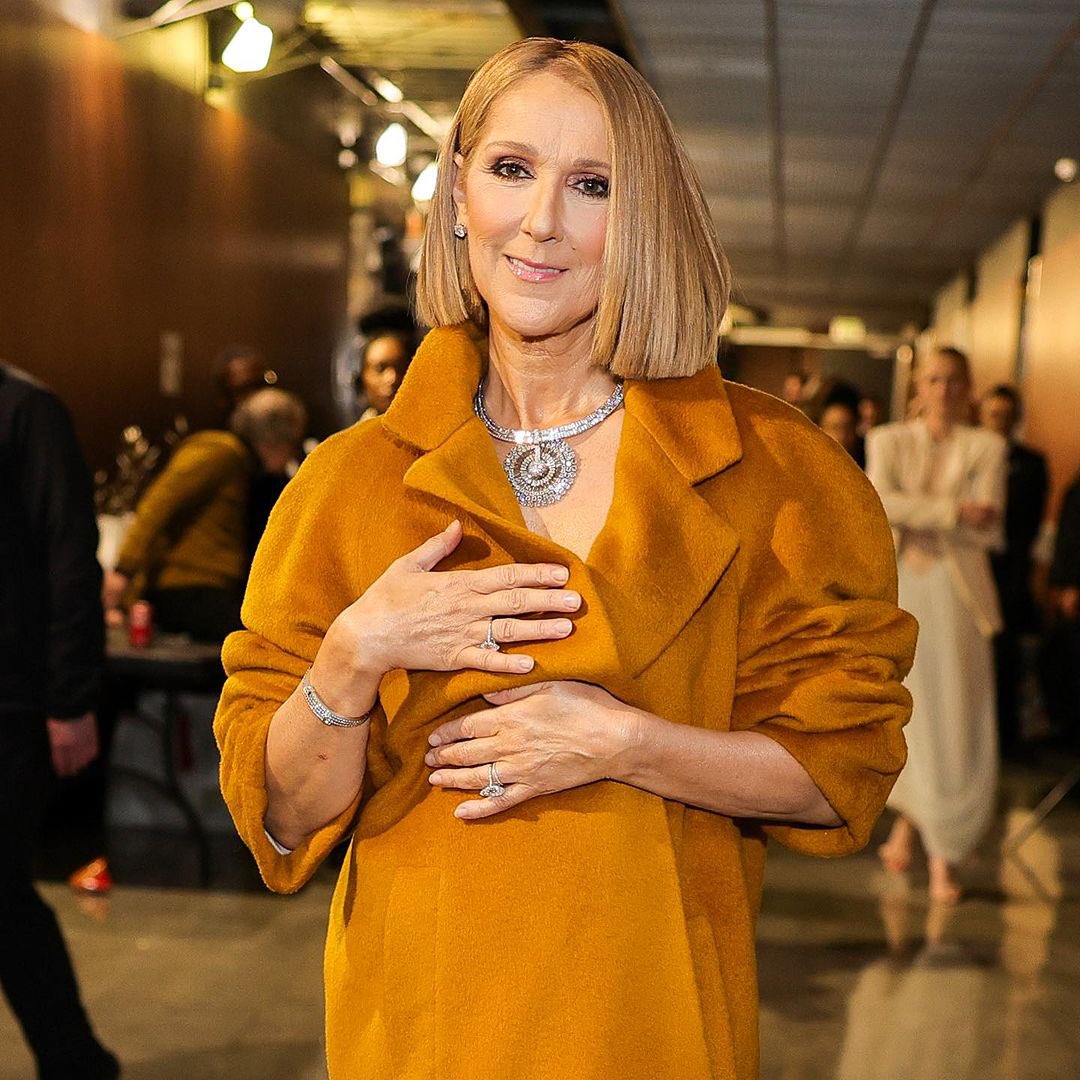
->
<box><xmin>478</xmin><ymin>617</ymin><xmax>500</xmax><ymax>652</ymax></box>
<box><xmin>479</xmin><ymin>762</ymin><xmax>506</xmax><ymax>798</ymax></box>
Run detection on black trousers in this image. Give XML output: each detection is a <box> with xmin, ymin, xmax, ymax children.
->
<box><xmin>0</xmin><ymin>716</ymin><xmax>118</xmax><ymax>1079</ymax></box>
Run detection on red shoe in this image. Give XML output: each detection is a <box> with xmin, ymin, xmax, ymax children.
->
<box><xmin>68</xmin><ymin>857</ymin><xmax>113</xmax><ymax>895</ymax></box>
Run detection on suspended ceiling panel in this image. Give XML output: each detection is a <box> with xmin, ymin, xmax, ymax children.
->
<box><xmin>617</xmin><ymin>0</ymin><xmax>1080</xmax><ymax>330</ymax></box>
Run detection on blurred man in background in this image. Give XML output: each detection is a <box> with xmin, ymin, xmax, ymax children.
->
<box><xmin>980</xmin><ymin>384</ymin><xmax>1048</xmax><ymax>754</ymax></box>
<box><xmin>0</xmin><ymin>363</ymin><xmax>119</xmax><ymax>1079</ymax></box>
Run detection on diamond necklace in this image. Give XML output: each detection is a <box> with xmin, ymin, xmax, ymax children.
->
<box><xmin>473</xmin><ymin>378</ymin><xmax>625</xmax><ymax>507</ymax></box>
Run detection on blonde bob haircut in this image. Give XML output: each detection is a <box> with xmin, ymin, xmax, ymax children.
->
<box><xmin>415</xmin><ymin>38</ymin><xmax>731</xmax><ymax>380</ymax></box>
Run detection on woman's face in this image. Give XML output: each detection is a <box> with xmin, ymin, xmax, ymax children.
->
<box><xmin>917</xmin><ymin>352</ymin><xmax>970</xmax><ymax>422</ymax></box>
<box><xmin>361</xmin><ymin>335</ymin><xmax>410</xmax><ymax>414</ymax></box>
<box><xmin>820</xmin><ymin>403</ymin><xmax>857</xmax><ymax>451</ymax></box>
<box><xmin>453</xmin><ymin>71</ymin><xmax>610</xmax><ymax>343</ymax></box>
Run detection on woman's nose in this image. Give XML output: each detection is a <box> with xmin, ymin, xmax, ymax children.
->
<box><xmin>521</xmin><ymin>178</ymin><xmax>562</xmax><ymax>243</ymax></box>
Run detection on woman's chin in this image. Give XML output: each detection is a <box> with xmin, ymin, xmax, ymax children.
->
<box><xmin>489</xmin><ymin>303</ymin><xmax>595</xmax><ymax>344</ymax></box>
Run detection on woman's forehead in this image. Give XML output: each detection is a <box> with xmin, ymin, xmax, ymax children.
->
<box><xmin>476</xmin><ymin>72</ymin><xmax>609</xmax><ymax>158</ymax></box>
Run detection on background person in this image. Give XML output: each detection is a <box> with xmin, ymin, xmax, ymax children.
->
<box><xmin>104</xmin><ymin>389</ymin><xmax>309</xmax><ymax>642</ymax></box>
<box><xmin>352</xmin><ymin>303</ymin><xmax>419</xmax><ymax>420</ymax></box>
<box><xmin>215</xmin><ymin>38</ymin><xmax>916</xmax><ymax>1080</ymax></box>
<box><xmin>1044</xmin><ymin>470</ymin><xmax>1080</xmax><ymax>741</ymax></box>
<box><xmin>819</xmin><ymin>383</ymin><xmax>866</xmax><ymax>468</ymax></box>
<box><xmin>978</xmin><ymin>384</ymin><xmax>1048</xmax><ymax>755</ymax></box>
<box><xmin>0</xmin><ymin>363</ymin><xmax>119</xmax><ymax>1079</ymax></box>
<box><xmin>214</xmin><ymin>344</ymin><xmax>272</xmax><ymax>423</ymax></box>
<box><xmin>868</xmin><ymin>346</ymin><xmax>1006</xmax><ymax>902</ymax></box>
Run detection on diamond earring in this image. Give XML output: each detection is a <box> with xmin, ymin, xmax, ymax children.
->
<box><xmin>453</xmin><ymin>223</ymin><xmax>467</xmax><ymax>239</ymax></box>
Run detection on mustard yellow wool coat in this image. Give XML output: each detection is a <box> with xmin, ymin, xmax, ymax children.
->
<box><xmin>215</xmin><ymin>325</ymin><xmax>916</xmax><ymax>1080</ymax></box>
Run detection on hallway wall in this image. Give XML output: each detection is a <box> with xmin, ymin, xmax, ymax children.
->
<box><xmin>0</xmin><ymin>1</ymin><xmax>349</xmax><ymax>472</ymax></box>
<box><xmin>932</xmin><ymin>182</ymin><xmax>1080</xmax><ymax>516</ymax></box>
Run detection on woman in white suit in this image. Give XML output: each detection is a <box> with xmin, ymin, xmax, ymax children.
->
<box><xmin>866</xmin><ymin>347</ymin><xmax>1006</xmax><ymax>901</ymax></box>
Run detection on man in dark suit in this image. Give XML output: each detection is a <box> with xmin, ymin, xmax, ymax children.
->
<box><xmin>1045</xmin><ymin>472</ymin><xmax>1080</xmax><ymax>741</ymax></box>
<box><xmin>0</xmin><ymin>364</ymin><xmax>120</xmax><ymax>1078</ymax></box>
<box><xmin>980</xmin><ymin>385</ymin><xmax>1048</xmax><ymax>755</ymax></box>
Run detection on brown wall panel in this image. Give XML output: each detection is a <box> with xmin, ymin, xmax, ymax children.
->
<box><xmin>1025</xmin><ymin>184</ymin><xmax>1080</xmax><ymax>518</ymax></box>
<box><xmin>0</xmin><ymin>2</ymin><xmax>349</xmax><ymax>472</ymax></box>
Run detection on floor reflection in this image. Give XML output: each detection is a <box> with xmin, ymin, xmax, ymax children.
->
<box><xmin>760</xmin><ymin>763</ymin><xmax>1079</xmax><ymax>1080</ymax></box>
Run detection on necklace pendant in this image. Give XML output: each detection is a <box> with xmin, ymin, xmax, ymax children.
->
<box><xmin>503</xmin><ymin>439</ymin><xmax>578</xmax><ymax>507</ymax></box>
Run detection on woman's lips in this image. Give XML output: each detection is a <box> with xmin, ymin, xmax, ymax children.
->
<box><xmin>506</xmin><ymin>255</ymin><xmax>565</xmax><ymax>283</ymax></box>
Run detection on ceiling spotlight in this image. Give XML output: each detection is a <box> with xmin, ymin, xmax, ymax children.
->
<box><xmin>369</xmin><ymin>74</ymin><xmax>404</xmax><ymax>103</ymax></box>
<box><xmin>411</xmin><ymin>161</ymin><xmax>438</xmax><ymax>204</ymax></box>
<box><xmin>1054</xmin><ymin>157</ymin><xmax>1078</xmax><ymax>183</ymax></box>
<box><xmin>338</xmin><ymin>148</ymin><xmax>358</xmax><ymax>170</ymax></box>
<box><xmin>222</xmin><ymin>7</ymin><xmax>273</xmax><ymax>74</ymax></box>
<box><xmin>375</xmin><ymin>123</ymin><xmax>408</xmax><ymax>168</ymax></box>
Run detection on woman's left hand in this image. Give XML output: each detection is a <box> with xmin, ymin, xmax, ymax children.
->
<box><xmin>425</xmin><ymin>681</ymin><xmax>642</xmax><ymax>820</ymax></box>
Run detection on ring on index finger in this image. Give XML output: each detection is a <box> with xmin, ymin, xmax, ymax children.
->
<box><xmin>478</xmin><ymin>616</ymin><xmax>501</xmax><ymax>652</ymax></box>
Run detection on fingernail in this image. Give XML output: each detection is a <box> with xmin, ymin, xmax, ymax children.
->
<box><xmin>428</xmin><ymin>734</ymin><xmax>441</xmax><ymax>746</ymax></box>
<box><xmin>555</xmin><ymin>619</ymin><xmax>573</xmax><ymax>634</ymax></box>
<box><xmin>454</xmin><ymin>806</ymin><xmax>469</xmax><ymax>819</ymax></box>
<box><xmin>424</xmin><ymin>752</ymin><xmax>436</xmax><ymax>766</ymax></box>
<box><xmin>553</xmin><ymin>566</ymin><xmax>569</xmax><ymax>583</ymax></box>
<box><xmin>428</xmin><ymin>773</ymin><xmax>440</xmax><ymax>784</ymax></box>
<box><xmin>564</xmin><ymin>593</ymin><xmax>581</xmax><ymax>609</ymax></box>
<box><xmin>513</xmin><ymin>656</ymin><xmax>533</xmax><ymax>673</ymax></box>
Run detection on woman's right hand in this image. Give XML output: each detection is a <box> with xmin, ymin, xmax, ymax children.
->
<box><xmin>309</xmin><ymin>521</ymin><xmax>580</xmax><ymax>714</ymax></box>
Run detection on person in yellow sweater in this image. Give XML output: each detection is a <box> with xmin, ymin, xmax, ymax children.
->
<box><xmin>105</xmin><ymin>388</ymin><xmax>306</xmax><ymax>642</ymax></box>
<box><xmin>215</xmin><ymin>39</ymin><xmax>917</xmax><ymax>1080</ymax></box>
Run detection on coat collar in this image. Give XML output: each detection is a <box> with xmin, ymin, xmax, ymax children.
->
<box><xmin>383</xmin><ymin>324</ymin><xmax>742</xmax><ymax>482</ymax></box>
<box><xmin>382</xmin><ymin>324</ymin><xmax>743</xmax><ymax>681</ymax></box>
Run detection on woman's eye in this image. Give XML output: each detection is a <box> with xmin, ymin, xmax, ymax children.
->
<box><xmin>491</xmin><ymin>160</ymin><xmax>529</xmax><ymax>180</ymax></box>
<box><xmin>575</xmin><ymin>176</ymin><xmax>609</xmax><ymax>199</ymax></box>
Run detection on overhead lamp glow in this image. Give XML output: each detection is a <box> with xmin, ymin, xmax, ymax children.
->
<box><xmin>370</xmin><ymin>74</ymin><xmax>404</xmax><ymax>103</ymax></box>
<box><xmin>222</xmin><ymin>11</ymin><xmax>273</xmax><ymax>74</ymax></box>
<box><xmin>1054</xmin><ymin>157</ymin><xmax>1078</xmax><ymax>183</ymax></box>
<box><xmin>411</xmin><ymin>161</ymin><xmax>438</xmax><ymax>203</ymax></box>
<box><xmin>233</xmin><ymin>2</ymin><xmax>254</xmax><ymax>19</ymax></box>
<box><xmin>375</xmin><ymin>123</ymin><xmax>408</xmax><ymax>167</ymax></box>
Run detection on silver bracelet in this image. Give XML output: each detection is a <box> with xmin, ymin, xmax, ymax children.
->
<box><xmin>300</xmin><ymin>669</ymin><xmax>373</xmax><ymax>728</ymax></box>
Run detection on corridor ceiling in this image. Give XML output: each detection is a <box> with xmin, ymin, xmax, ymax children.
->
<box><xmin>615</xmin><ymin>1</ymin><xmax>1080</xmax><ymax>331</ymax></box>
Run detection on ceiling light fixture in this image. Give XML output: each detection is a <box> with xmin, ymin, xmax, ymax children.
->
<box><xmin>375</xmin><ymin>123</ymin><xmax>408</xmax><ymax>168</ymax></box>
<box><xmin>222</xmin><ymin>6</ymin><xmax>273</xmax><ymax>73</ymax></box>
<box><xmin>1054</xmin><ymin>157</ymin><xmax>1078</xmax><ymax>183</ymax></box>
<box><xmin>369</xmin><ymin>73</ymin><xmax>404</xmax><ymax>103</ymax></box>
<box><xmin>411</xmin><ymin>161</ymin><xmax>438</xmax><ymax>204</ymax></box>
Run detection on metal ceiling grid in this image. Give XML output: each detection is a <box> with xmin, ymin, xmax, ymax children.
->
<box><xmin>617</xmin><ymin>0</ymin><xmax>1080</xmax><ymax>330</ymax></box>
<box><xmin>304</xmin><ymin>0</ymin><xmax>519</xmax><ymax>71</ymax></box>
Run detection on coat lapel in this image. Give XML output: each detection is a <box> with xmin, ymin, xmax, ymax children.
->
<box><xmin>383</xmin><ymin>325</ymin><xmax>742</xmax><ymax>685</ymax></box>
<box><xmin>589</xmin><ymin>367</ymin><xmax>742</xmax><ymax>677</ymax></box>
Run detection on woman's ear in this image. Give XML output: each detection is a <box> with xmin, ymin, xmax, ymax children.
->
<box><xmin>451</xmin><ymin>152</ymin><xmax>468</xmax><ymax>231</ymax></box>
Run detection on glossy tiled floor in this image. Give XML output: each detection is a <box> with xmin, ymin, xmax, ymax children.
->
<box><xmin>3</xmin><ymin>764</ymin><xmax>1078</xmax><ymax>1079</ymax></box>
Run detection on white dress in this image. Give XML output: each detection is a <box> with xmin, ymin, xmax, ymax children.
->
<box><xmin>865</xmin><ymin>421</ymin><xmax>1007</xmax><ymax>863</ymax></box>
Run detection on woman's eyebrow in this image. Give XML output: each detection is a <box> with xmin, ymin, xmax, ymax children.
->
<box><xmin>481</xmin><ymin>140</ymin><xmax>611</xmax><ymax>171</ymax></box>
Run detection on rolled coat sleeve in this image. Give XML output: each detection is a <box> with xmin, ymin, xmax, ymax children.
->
<box><xmin>213</xmin><ymin>439</ymin><xmax>372</xmax><ymax>893</ymax></box>
<box><xmin>729</xmin><ymin>433</ymin><xmax>918</xmax><ymax>857</ymax></box>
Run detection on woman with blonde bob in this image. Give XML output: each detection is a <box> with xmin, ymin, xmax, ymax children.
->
<box><xmin>215</xmin><ymin>37</ymin><xmax>916</xmax><ymax>1080</ymax></box>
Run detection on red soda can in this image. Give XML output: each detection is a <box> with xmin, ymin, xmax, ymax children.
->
<box><xmin>128</xmin><ymin>600</ymin><xmax>154</xmax><ymax>647</ymax></box>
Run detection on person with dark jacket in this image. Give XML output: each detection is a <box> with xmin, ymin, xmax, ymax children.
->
<box><xmin>0</xmin><ymin>364</ymin><xmax>120</xmax><ymax>1078</ymax></box>
<box><xmin>979</xmin><ymin>384</ymin><xmax>1049</xmax><ymax>753</ymax></box>
<box><xmin>1045</xmin><ymin>472</ymin><xmax>1080</xmax><ymax>740</ymax></box>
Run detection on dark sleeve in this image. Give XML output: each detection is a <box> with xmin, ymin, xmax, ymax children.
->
<box><xmin>1051</xmin><ymin>480</ymin><xmax>1080</xmax><ymax>589</ymax></box>
<box><xmin>18</xmin><ymin>391</ymin><xmax>104</xmax><ymax>718</ymax></box>
<box><xmin>1010</xmin><ymin>449</ymin><xmax>1048</xmax><ymax>556</ymax></box>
